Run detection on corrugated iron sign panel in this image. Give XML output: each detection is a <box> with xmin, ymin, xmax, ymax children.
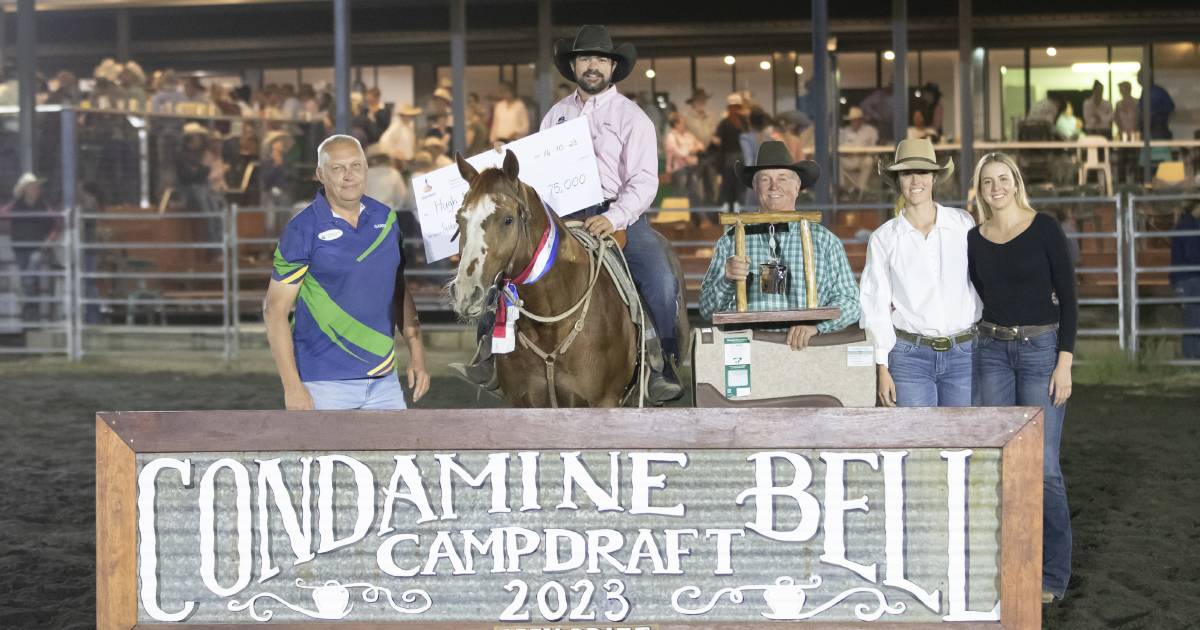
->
<box><xmin>136</xmin><ymin>448</ymin><xmax>1001</xmax><ymax>624</ymax></box>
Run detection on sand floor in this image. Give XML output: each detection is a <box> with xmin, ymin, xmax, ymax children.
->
<box><xmin>0</xmin><ymin>360</ymin><xmax>1197</xmax><ymax>629</ymax></box>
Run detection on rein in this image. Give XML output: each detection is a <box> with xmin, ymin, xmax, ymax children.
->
<box><xmin>489</xmin><ymin>191</ymin><xmax>612</xmax><ymax>407</ymax></box>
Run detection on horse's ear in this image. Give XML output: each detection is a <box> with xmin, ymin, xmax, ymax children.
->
<box><xmin>455</xmin><ymin>152</ymin><xmax>478</xmax><ymax>183</ymax></box>
<box><xmin>502</xmin><ymin>149</ymin><xmax>520</xmax><ymax>181</ymax></box>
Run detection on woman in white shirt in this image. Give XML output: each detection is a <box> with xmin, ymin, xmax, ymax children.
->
<box><xmin>859</xmin><ymin>139</ymin><xmax>981</xmax><ymax>406</ymax></box>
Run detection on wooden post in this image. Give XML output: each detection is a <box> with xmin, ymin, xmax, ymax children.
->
<box><xmin>734</xmin><ymin>219</ymin><xmax>748</xmax><ymax>311</ymax></box>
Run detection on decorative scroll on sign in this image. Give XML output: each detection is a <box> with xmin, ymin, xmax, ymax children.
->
<box><xmin>97</xmin><ymin>408</ymin><xmax>1044</xmax><ymax>629</ymax></box>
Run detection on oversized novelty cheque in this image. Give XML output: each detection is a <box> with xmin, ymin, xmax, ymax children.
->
<box><xmin>412</xmin><ymin>116</ymin><xmax>604</xmax><ymax>262</ymax></box>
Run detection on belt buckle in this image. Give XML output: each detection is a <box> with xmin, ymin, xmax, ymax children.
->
<box><xmin>930</xmin><ymin>336</ymin><xmax>953</xmax><ymax>351</ymax></box>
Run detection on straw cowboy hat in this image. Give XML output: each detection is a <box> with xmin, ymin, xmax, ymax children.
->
<box><xmin>735</xmin><ymin>140</ymin><xmax>821</xmax><ymax>190</ymax></box>
<box><xmin>554</xmin><ymin>25</ymin><xmax>637</xmax><ymax>84</ymax></box>
<box><xmin>878</xmin><ymin>138</ymin><xmax>955</xmax><ymax>187</ymax></box>
<box><xmin>262</xmin><ymin>129</ymin><xmax>295</xmax><ymax>153</ymax></box>
<box><xmin>12</xmin><ymin>172</ymin><xmax>44</xmax><ymax>198</ymax></box>
<box><xmin>843</xmin><ymin>106</ymin><xmax>865</xmax><ymax>121</ymax></box>
<box><xmin>182</xmin><ymin>121</ymin><xmax>209</xmax><ymax>136</ymax></box>
<box><xmin>432</xmin><ymin>87</ymin><xmax>453</xmax><ymax>104</ymax></box>
<box><xmin>396</xmin><ymin>103</ymin><xmax>423</xmax><ymax>117</ymax></box>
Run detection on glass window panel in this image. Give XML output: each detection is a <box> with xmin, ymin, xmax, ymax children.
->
<box><xmin>376</xmin><ymin>66</ymin><xmax>416</xmax><ymax>111</ymax></box>
<box><xmin>1152</xmin><ymin>42</ymin><xmax>1200</xmax><ymax>141</ymax></box>
<box><xmin>1024</xmin><ymin>47</ymin><xmax>1108</xmax><ymax>138</ymax></box>
<box><xmin>696</xmin><ymin>55</ymin><xmax>733</xmax><ymax>104</ymax></box>
<box><xmin>653</xmin><ymin>57</ymin><xmax>692</xmax><ymax>113</ymax></box>
<box><xmin>990</xmin><ymin>49</ymin><xmax>1025</xmax><ymax>140</ymax></box>
<box><xmin>734</xmin><ymin>54</ymin><xmax>774</xmax><ymax>113</ymax></box>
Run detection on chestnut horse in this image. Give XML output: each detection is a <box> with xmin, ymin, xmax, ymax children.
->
<box><xmin>449</xmin><ymin>151</ymin><xmax>681</xmax><ymax>407</ymax></box>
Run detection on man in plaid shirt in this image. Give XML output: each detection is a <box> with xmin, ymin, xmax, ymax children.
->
<box><xmin>699</xmin><ymin>141</ymin><xmax>861</xmax><ymax>350</ymax></box>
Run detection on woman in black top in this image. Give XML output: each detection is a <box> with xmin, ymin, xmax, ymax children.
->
<box><xmin>967</xmin><ymin>152</ymin><xmax>1076</xmax><ymax>605</ymax></box>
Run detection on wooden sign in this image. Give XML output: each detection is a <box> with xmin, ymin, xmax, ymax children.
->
<box><xmin>97</xmin><ymin>408</ymin><xmax>1043</xmax><ymax>629</ymax></box>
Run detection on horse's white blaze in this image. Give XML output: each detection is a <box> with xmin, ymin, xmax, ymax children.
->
<box><xmin>451</xmin><ymin>193</ymin><xmax>498</xmax><ymax>318</ymax></box>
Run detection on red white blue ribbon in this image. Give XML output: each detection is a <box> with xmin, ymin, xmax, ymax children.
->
<box><xmin>492</xmin><ymin>211</ymin><xmax>560</xmax><ymax>354</ymax></box>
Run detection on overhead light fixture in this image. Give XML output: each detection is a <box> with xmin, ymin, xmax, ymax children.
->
<box><xmin>883</xmin><ymin>50</ymin><xmax>895</xmax><ymax>61</ymax></box>
<box><xmin>1071</xmin><ymin>62</ymin><xmax>1141</xmax><ymax>73</ymax></box>
<box><xmin>759</xmin><ymin>60</ymin><xmax>771</xmax><ymax>70</ymax></box>
<box><xmin>1000</xmin><ymin>65</ymin><xmax>1008</xmax><ymax>75</ymax></box>
<box><xmin>915</xmin><ymin>90</ymin><xmax>922</xmax><ymax>98</ymax></box>
<box><xmin>1046</xmin><ymin>47</ymin><xmax>1057</xmax><ymax>57</ymax></box>
<box><xmin>794</xmin><ymin>65</ymin><xmax>804</xmax><ymax>75</ymax></box>
<box><xmin>645</xmin><ymin>69</ymin><xmax>656</xmax><ymax>79</ymax></box>
<box><xmin>724</xmin><ymin>55</ymin><xmax>736</xmax><ymax>65</ymax></box>
<box><xmin>839</xmin><ymin>97</ymin><xmax>847</xmax><ymax>105</ymax></box>
<box><xmin>827</xmin><ymin>37</ymin><xmax>838</xmax><ymax>52</ymax></box>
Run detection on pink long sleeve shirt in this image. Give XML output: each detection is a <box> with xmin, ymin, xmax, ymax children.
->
<box><xmin>540</xmin><ymin>85</ymin><xmax>658</xmax><ymax>231</ymax></box>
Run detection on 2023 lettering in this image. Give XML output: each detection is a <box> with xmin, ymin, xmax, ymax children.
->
<box><xmin>499</xmin><ymin>578</ymin><xmax>629</xmax><ymax>623</ymax></box>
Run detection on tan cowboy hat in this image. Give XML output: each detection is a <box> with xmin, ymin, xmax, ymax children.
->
<box><xmin>432</xmin><ymin>87</ymin><xmax>453</xmax><ymax>104</ymax></box>
<box><xmin>554</xmin><ymin>25</ymin><xmax>637</xmax><ymax>84</ymax></box>
<box><xmin>843</xmin><ymin>106</ymin><xmax>865</xmax><ymax>121</ymax></box>
<box><xmin>12</xmin><ymin>172</ymin><xmax>44</xmax><ymax>198</ymax></box>
<box><xmin>396</xmin><ymin>103</ymin><xmax>422</xmax><ymax>116</ymax></box>
<box><xmin>726</xmin><ymin>93</ymin><xmax>744</xmax><ymax>107</ymax></box>
<box><xmin>182</xmin><ymin>121</ymin><xmax>209</xmax><ymax>136</ymax></box>
<box><xmin>735</xmin><ymin>140</ymin><xmax>820</xmax><ymax>190</ymax></box>
<box><xmin>878</xmin><ymin>138</ymin><xmax>955</xmax><ymax>187</ymax></box>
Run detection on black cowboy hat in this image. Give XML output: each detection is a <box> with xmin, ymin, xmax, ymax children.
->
<box><xmin>735</xmin><ymin>140</ymin><xmax>821</xmax><ymax>190</ymax></box>
<box><xmin>554</xmin><ymin>25</ymin><xmax>637</xmax><ymax>84</ymax></box>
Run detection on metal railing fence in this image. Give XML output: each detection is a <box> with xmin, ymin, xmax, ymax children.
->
<box><xmin>0</xmin><ymin>104</ymin><xmax>1194</xmax><ymax>364</ymax></box>
<box><xmin>1126</xmin><ymin>193</ymin><xmax>1200</xmax><ymax>366</ymax></box>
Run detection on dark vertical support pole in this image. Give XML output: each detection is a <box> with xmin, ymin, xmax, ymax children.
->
<box><xmin>982</xmin><ymin>48</ymin><xmax>990</xmax><ymax>140</ymax></box>
<box><xmin>333</xmin><ymin>0</ymin><xmax>351</xmax><ymax>134</ymax></box>
<box><xmin>116</xmin><ymin>9</ymin><xmax>131</xmax><ymax>62</ymax></box>
<box><xmin>650</xmin><ymin>59</ymin><xmax>657</xmax><ymax>98</ymax></box>
<box><xmin>1142</xmin><ymin>42</ymin><xmax>1152</xmax><ymax>181</ymax></box>
<box><xmin>892</xmin><ymin>0</ymin><xmax>908</xmax><ymax>144</ymax></box>
<box><xmin>690</xmin><ymin>56</ymin><xmax>697</xmax><ymax>94</ymax></box>
<box><xmin>17</xmin><ymin>0</ymin><xmax>36</xmax><ymax>175</ymax></box>
<box><xmin>1106</xmin><ymin>46</ymin><xmax>1113</xmax><ymax>115</ymax></box>
<box><xmin>958</xmin><ymin>0</ymin><xmax>974</xmax><ymax>197</ymax></box>
<box><xmin>1023</xmin><ymin>47</ymin><xmax>1031</xmax><ymax>116</ymax></box>
<box><xmin>449</xmin><ymin>0</ymin><xmax>467</xmax><ymax>155</ymax></box>
<box><xmin>60</xmin><ymin>107</ymin><xmax>75</xmax><ymax>218</ymax></box>
<box><xmin>0</xmin><ymin>10</ymin><xmax>7</xmax><ymax>76</ymax></box>
<box><xmin>792</xmin><ymin>52</ymin><xmax>799</xmax><ymax>102</ymax></box>
<box><xmin>731</xmin><ymin>62</ymin><xmax>737</xmax><ymax>93</ymax></box>
<box><xmin>811</xmin><ymin>0</ymin><xmax>831</xmax><ymax>209</ymax></box>
<box><xmin>875</xmin><ymin>50</ymin><xmax>882</xmax><ymax>88</ymax></box>
<box><xmin>536</xmin><ymin>0</ymin><xmax>552</xmax><ymax>118</ymax></box>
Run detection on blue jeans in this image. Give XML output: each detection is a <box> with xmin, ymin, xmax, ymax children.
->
<box><xmin>1174</xmin><ymin>277</ymin><xmax>1200</xmax><ymax>359</ymax></box>
<box><xmin>304</xmin><ymin>375</ymin><xmax>408</xmax><ymax>410</ymax></box>
<box><xmin>568</xmin><ymin>205</ymin><xmax>679</xmax><ymax>348</ymax></box>
<box><xmin>973</xmin><ymin>329</ymin><xmax>1071</xmax><ymax>597</ymax></box>
<box><xmin>887</xmin><ymin>338</ymin><xmax>973</xmax><ymax>406</ymax></box>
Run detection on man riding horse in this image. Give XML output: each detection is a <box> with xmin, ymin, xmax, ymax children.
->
<box><xmin>538</xmin><ymin>24</ymin><xmax>684</xmax><ymax>403</ymax></box>
<box><xmin>456</xmin><ymin>24</ymin><xmax>686</xmax><ymax>403</ymax></box>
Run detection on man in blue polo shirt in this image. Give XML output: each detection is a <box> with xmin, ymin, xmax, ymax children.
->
<box><xmin>264</xmin><ymin>134</ymin><xmax>430</xmax><ymax>410</ymax></box>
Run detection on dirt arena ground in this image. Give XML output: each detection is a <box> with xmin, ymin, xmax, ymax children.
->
<box><xmin>0</xmin><ymin>357</ymin><xmax>1197</xmax><ymax>629</ymax></box>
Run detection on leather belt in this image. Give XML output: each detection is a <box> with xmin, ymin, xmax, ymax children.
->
<box><xmin>894</xmin><ymin>327</ymin><xmax>975</xmax><ymax>352</ymax></box>
<box><xmin>977</xmin><ymin>320</ymin><xmax>1058</xmax><ymax>341</ymax></box>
